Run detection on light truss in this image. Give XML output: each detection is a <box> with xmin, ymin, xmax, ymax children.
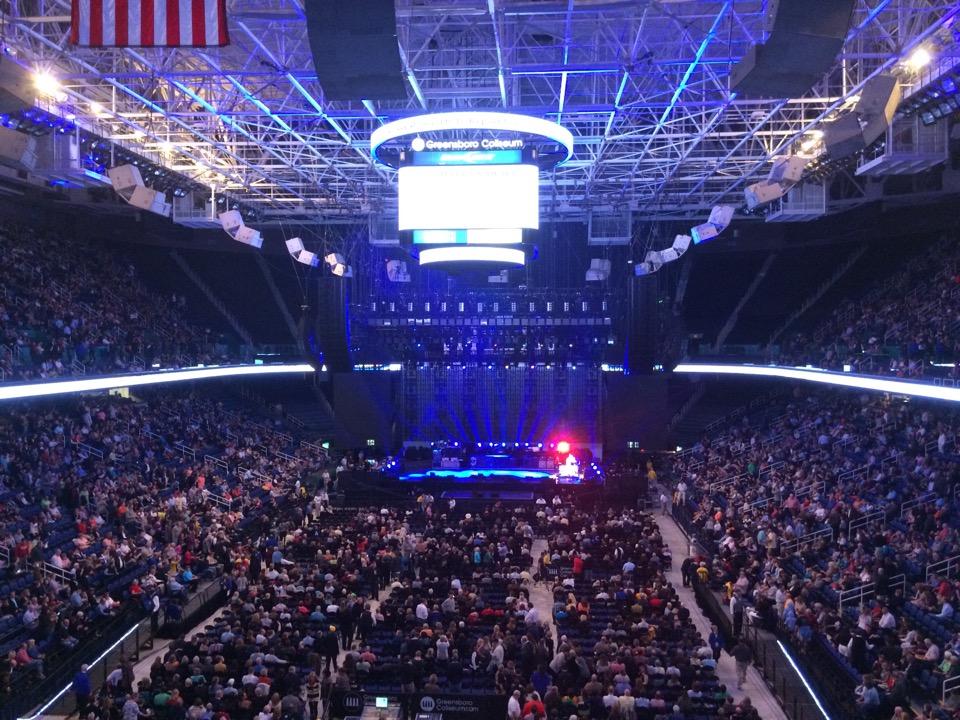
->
<box><xmin>3</xmin><ymin>0</ymin><xmax>958</xmax><ymax>222</ymax></box>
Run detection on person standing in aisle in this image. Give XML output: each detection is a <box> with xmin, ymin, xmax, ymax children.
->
<box><xmin>732</xmin><ymin>639</ymin><xmax>753</xmax><ymax>691</ymax></box>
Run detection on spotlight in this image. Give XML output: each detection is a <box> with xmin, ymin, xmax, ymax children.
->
<box><xmin>556</xmin><ymin>440</ymin><xmax>570</xmax><ymax>455</ymax></box>
<box><xmin>34</xmin><ymin>72</ymin><xmax>63</xmax><ymax>99</ymax></box>
<box><xmin>906</xmin><ymin>47</ymin><xmax>932</xmax><ymax>72</ymax></box>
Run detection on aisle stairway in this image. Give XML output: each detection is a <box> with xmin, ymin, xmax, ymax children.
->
<box><xmin>655</xmin><ymin>514</ymin><xmax>788</xmax><ymax>720</ymax></box>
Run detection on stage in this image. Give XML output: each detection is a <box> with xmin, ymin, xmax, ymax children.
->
<box><xmin>398</xmin><ymin>468</ymin><xmax>555</xmax><ymax>484</ymax></box>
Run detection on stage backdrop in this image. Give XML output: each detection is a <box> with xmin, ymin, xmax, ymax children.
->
<box><xmin>398</xmin><ymin>365</ymin><xmax>602</xmax><ymax>445</ymax></box>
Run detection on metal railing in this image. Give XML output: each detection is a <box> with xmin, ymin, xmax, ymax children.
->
<box><xmin>139</xmin><ymin>427</ymin><xmax>163</xmax><ymax>441</ymax></box>
<box><xmin>837</xmin><ymin>574</ymin><xmax>906</xmax><ymax>610</ymax></box>
<box><xmin>849</xmin><ymin>509</ymin><xmax>885</xmax><ymax>534</ymax></box>
<box><xmin>794</xmin><ymin>480</ymin><xmax>825</xmax><ymax>499</ymax></box>
<box><xmin>41</xmin><ymin>561</ymin><xmax>75</xmax><ymax>584</ymax></box>
<box><xmin>926</xmin><ymin>554</ymin><xmax>960</xmax><ymax>583</ymax></box>
<box><xmin>301</xmin><ymin>440</ymin><xmax>328</xmax><ymax>455</ymax></box>
<box><xmin>780</xmin><ymin>527</ymin><xmax>834</xmax><ymax>556</ymax></box>
<box><xmin>274</xmin><ymin>450</ymin><xmax>298</xmax><ymax>462</ymax></box>
<box><xmin>174</xmin><ymin>442</ymin><xmax>196</xmax><ymax>461</ymax></box>
<box><xmin>944</xmin><ymin>672</ymin><xmax>960</xmax><ymax>703</ymax></box>
<box><xmin>900</xmin><ymin>491</ymin><xmax>937</xmax><ymax>519</ymax></box>
<box><xmin>203</xmin><ymin>489</ymin><xmax>232</xmax><ymax>511</ymax></box>
<box><xmin>72</xmin><ymin>440</ymin><xmax>104</xmax><ymax>459</ymax></box>
<box><xmin>286</xmin><ymin>413</ymin><xmax>306</xmax><ymax>429</ymax></box>
<box><xmin>203</xmin><ymin>454</ymin><xmax>229</xmax><ymax>471</ymax></box>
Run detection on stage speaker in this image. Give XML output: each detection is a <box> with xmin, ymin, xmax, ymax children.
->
<box><xmin>731</xmin><ymin>0</ymin><xmax>855</xmax><ymax>97</ymax></box>
<box><xmin>672</xmin><ymin>234</ymin><xmax>692</xmax><ymax>256</ymax></box>
<box><xmin>0</xmin><ymin>61</ymin><xmax>37</xmax><ymax>115</ymax></box>
<box><xmin>298</xmin><ymin>250</ymin><xmax>319</xmax><ymax>267</ymax></box>
<box><xmin>325</xmin><ymin>252</ymin><xmax>345</xmax><ymax>267</ymax></box>
<box><xmin>765</xmin><ymin>0</ymin><xmax>857</xmax><ymax>38</ymax></box>
<box><xmin>708</xmin><ymin>205</ymin><xmax>735</xmax><ymax>232</ymax></box>
<box><xmin>218</xmin><ymin>210</ymin><xmax>244</xmax><ymax>236</ymax></box>
<box><xmin>235</xmin><ymin>226</ymin><xmax>263</xmax><ymax>248</ymax></box>
<box><xmin>824</xmin><ymin>112</ymin><xmax>866</xmax><ymax>159</ymax></box>
<box><xmin>744</xmin><ymin>181</ymin><xmax>785</xmax><ymax>209</ymax></box>
<box><xmin>644</xmin><ymin>250</ymin><xmax>663</xmax><ymax>271</ymax></box>
<box><xmin>305</xmin><ymin>0</ymin><xmax>406</xmax><ymax>101</ymax></box>
<box><xmin>691</xmin><ymin>223</ymin><xmax>718</xmax><ymax>245</ymax></box>
<box><xmin>768</xmin><ymin>156</ymin><xmax>807</xmax><ymax>184</ymax></box>
<box><xmin>331</xmin><ymin>263</ymin><xmax>353</xmax><ymax>278</ymax></box>
<box><xmin>585</xmin><ymin>258</ymin><xmax>612</xmax><ymax>282</ymax></box>
<box><xmin>0</xmin><ymin>126</ymin><xmax>37</xmax><ymax>170</ymax></box>
<box><xmin>108</xmin><ymin>164</ymin><xmax>144</xmax><ymax>199</ymax></box>
<box><xmin>386</xmin><ymin>259</ymin><xmax>411</xmax><ymax>282</ymax></box>
<box><xmin>285</xmin><ymin>237</ymin><xmax>305</xmax><ymax>255</ymax></box>
<box><xmin>634</xmin><ymin>261</ymin><xmax>657</xmax><ymax>277</ymax></box>
<box><xmin>129</xmin><ymin>185</ymin><xmax>171</xmax><ymax>217</ymax></box>
<box><xmin>857</xmin><ymin>74</ymin><xmax>901</xmax><ymax>146</ymax></box>
<box><xmin>658</xmin><ymin>247</ymin><xmax>680</xmax><ymax>263</ymax></box>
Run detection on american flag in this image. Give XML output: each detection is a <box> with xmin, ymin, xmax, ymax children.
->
<box><xmin>70</xmin><ymin>0</ymin><xmax>229</xmax><ymax>48</ymax></box>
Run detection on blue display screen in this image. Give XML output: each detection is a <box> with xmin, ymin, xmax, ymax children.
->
<box><xmin>412</xmin><ymin>150</ymin><xmax>523</xmax><ymax>166</ymax></box>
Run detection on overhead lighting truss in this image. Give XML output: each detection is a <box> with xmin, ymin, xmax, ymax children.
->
<box><xmin>3</xmin><ymin>0</ymin><xmax>958</xmax><ymax>222</ymax></box>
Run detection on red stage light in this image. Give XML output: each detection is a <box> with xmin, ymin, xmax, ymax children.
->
<box><xmin>556</xmin><ymin>440</ymin><xmax>570</xmax><ymax>455</ymax></box>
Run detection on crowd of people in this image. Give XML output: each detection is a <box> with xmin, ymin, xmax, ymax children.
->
<box><xmin>0</xmin><ymin>227</ymin><xmax>242</xmax><ymax>381</ymax></box>
<box><xmin>671</xmin><ymin>387</ymin><xmax>960</xmax><ymax>718</ymax></box>
<box><xmin>772</xmin><ymin>237</ymin><xmax>960</xmax><ymax>377</ymax></box>
<box><xmin>0</xmin><ymin>390</ymin><xmax>330</xmax><ymax>697</ymax></box>
<box><xmin>59</xmin><ymin>483</ymin><xmax>766</xmax><ymax>720</ymax></box>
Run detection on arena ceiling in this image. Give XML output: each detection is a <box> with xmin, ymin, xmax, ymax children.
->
<box><xmin>5</xmin><ymin>0</ymin><xmax>960</xmax><ymax>222</ymax></box>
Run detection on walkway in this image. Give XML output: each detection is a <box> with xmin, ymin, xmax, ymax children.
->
<box><xmin>655</xmin><ymin>512</ymin><xmax>789</xmax><ymax>720</ymax></box>
<box><xmin>528</xmin><ymin>538</ymin><xmax>557</xmax><ymax>644</ymax></box>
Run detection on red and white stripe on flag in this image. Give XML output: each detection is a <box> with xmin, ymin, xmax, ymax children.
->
<box><xmin>70</xmin><ymin>0</ymin><xmax>229</xmax><ymax>47</ymax></box>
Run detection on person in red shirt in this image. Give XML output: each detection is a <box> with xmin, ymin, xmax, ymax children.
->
<box><xmin>572</xmin><ymin>555</ymin><xmax>584</xmax><ymax>576</ymax></box>
<box><xmin>522</xmin><ymin>692</ymin><xmax>546</xmax><ymax>719</ymax></box>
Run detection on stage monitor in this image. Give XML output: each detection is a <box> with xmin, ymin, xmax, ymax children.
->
<box><xmin>398</xmin><ymin>164</ymin><xmax>539</xmax><ymax>231</ymax></box>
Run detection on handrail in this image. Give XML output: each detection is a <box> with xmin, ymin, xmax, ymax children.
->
<box><xmin>838</xmin><ymin>463</ymin><xmax>871</xmax><ymax>483</ymax></box>
<box><xmin>72</xmin><ymin>440</ymin><xmax>104</xmax><ymax>459</ymax></box>
<box><xmin>41</xmin><ymin>561</ymin><xmax>76</xmax><ymax>585</ymax></box>
<box><xmin>301</xmin><ymin>440</ymin><xmax>327</xmax><ymax>455</ymax></box>
<box><xmin>749</xmin><ymin>495</ymin><xmax>774</xmax><ymax>509</ymax></box>
<box><xmin>926</xmin><ymin>554</ymin><xmax>960</xmax><ymax>583</ymax></box>
<box><xmin>944</xmin><ymin>669</ymin><xmax>960</xmax><ymax>703</ymax></box>
<box><xmin>139</xmin><ymin>428</ymin><xmax>163</xmax><ymax>441</ymax></box>
<box><xmin>274</xmin><ymin>450</ymin><xmax>297</xmax><ymax>462</ymax></box>
<box><xmin>838</xmin><ymin>581</ymin><xmax>875</xmax><ymax>610</ymax></box>
<box><xmin>710</xmin><ymin>470</ymin><xmax>749</xmax><ymax>490</ymax></box>
<box><xmin>203</xmin><ymin>454</ymin><xmax>229</xmax><ymax>471</ymax></box>
<box><xmin>203</xmin><ymin>489</ymin><xmax>232</xmax><ymax>511</ymax></box>
<box><xmin>849</xmin><ymin>509</ymin><xmax>885</xmax><ymax>533</ymax></box>
<box><xmin>781</xmin><ymin>527</ymin><xmax>834</xmax><ymax>556</ymax></box>
<box><xmin>794</xmin><ymin>480</ymin><xmax>825</xmax><ymax>499</ymax></box>
<box><xmin>0</xmin><ymin>544</ymin><xmax>10</xmax><ymax>564</ymax></box>
<box><xmin>174</xmin><ymin>442</ymin><xmax>196</xmax><ymax>461</ymax></box>
<box><xmin>900</xmin><ymin>492</ymin><xmax>937</xmax><ymax>519</ymax></box>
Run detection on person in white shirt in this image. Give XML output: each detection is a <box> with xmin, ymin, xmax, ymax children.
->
<box><xmin>488</xmin><ymin>639</ymin><xmax>504</xmax><ymax>670</ymax></box>
<box><xmin>507</xmin><ymin>690</ymin><xmax>521</xmax><ymax>720</ymax></box>
<box><xmin>936</xmin><ymin>600</ymin><xmax>955</xmax><ymax>620</ymax></box>
<box><xmin>879</xmin><ymin>607</ymin><xmax>897</xmax><ymax>631</ymax></box>
<box><xmin>416</xmin><ymin>601</ymin><xmax>429</xmax><ymax>621</ymax></box>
